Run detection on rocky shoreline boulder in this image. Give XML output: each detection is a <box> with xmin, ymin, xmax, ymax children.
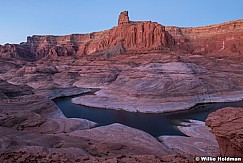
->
<box><xmin>206</xmin><ymin>107</ymin><xmax>243</xmax><ymax>157</ymax></box>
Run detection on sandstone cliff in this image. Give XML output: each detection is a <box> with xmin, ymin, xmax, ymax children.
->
<box><xmin>183</xmin><ymin>20</ymin><xmax>243</xmax><ymax>56</ymax></box>
<box><xmin>1</xmin><ymin>11</ymin><xmax>242</xmax><ymax>61</ymax></box>
<box><xmin>0</xmin><ymin>11</ymin><xmax>175</xmax><ymax>60</ymax></box>
<box><xmin>206</xmin><ymin>107</ymin><xmax>243</xmax><ymax>157</ymax></box>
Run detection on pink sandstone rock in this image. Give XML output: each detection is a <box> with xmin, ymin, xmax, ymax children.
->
<box><xmin>206</xmin><ymin>107</ymin><xmax>243</xmax><ymax>157</ymax></box>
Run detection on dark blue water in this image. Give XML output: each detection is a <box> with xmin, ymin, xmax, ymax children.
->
<box><xmin>54</xmin><ymin>97</ymin><xmax>243</xmax><ymax>137</ymax></box>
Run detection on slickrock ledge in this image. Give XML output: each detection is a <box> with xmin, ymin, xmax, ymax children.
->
<box><xmin>0</xmin><ymin>95</ymin><xmax>96</xmax><ymax>134</ymax></box>
<box><xmin>206</xmin><ymin>107</ymin><xmax>243</xmax><ymax>157</ymax></box>
<box><xmin>159</xmin><ymin>120</ymin><xmax>219</xmax><ymax>159</ymax></box>
<box><xmin>35</xmin><ymin>87</ymin><xmax>92</xmax><ymax>100</ymax></box>
<box><xmin>0</xmin><ymin>80</ymin><xmax>189</xmax><ymax>162</ymax></box>
<box><xmin>72</xmin><ymin>88</ymin><xmax>243</xmax><ymax>113</ymax></box>
<box><xmin>68</xmin><ymin>123</ymin><xmax>170</xmax><ymax>156</ymax></box>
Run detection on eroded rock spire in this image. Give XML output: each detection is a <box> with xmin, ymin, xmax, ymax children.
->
<box><xmin>118</xmin><ymin>11</ymin><xmax>130</xmax><ymax>25</ymax></box>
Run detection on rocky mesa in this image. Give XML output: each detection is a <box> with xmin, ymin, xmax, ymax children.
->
<box><xmin>0</xmin><ymin>11</ymin><xmax>243</xmax><ymax>162</ymax></box>
<box><xmin>0</xmin><ymin>11</ymin><xmax>242</xmax><ymax>62</ymax></box>
<box><xmin>0</xmin><ymin>11</ymin><xmax>175</xmax><ymax>61</ymax></box>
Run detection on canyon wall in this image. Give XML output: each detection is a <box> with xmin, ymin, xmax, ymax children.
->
<box><xmin>166</xmin><ymin>19</ymin><xmax>243</xmax><ymax>57</ymax></box>
<box><xmin>183</xmin><ymin>20</ymin><xmax>243</xmax><ymax>56</ymax></box>
<box><xmin>0</xmin><ymin>11</ymin><xmax>242</xmax><ymax>61</ymax></box>
<box><xmin>0</xmin><ymin>11</ymin><xmax>175</xmax><ymax>60</ymax></box>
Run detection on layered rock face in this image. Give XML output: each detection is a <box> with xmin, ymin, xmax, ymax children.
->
<box><xmin>0</xmin><ymin>11</ymin><xmax>176</xmax><ymax>60</ymax></box>
<box><xmin>206</xmin><ymin>107</ymin><xmax>243</xmax><ymax>157</ymax></box>
<box><xmin>0</xmin><ymin>44</ymin><xmax>34</xmax><ymax>61</ymax></box>
<box><xmin>166</xmin><ymin>19</ymin><xmax>243</xmax><ymax>60</ymax></box>
<box><xmin>1</xmin><ymin>11</ymin><xmax>242</xmax><ymax>62</ymax></box>
<box><xmin>182</xmin><ymin>20</ymin><xmax>243</xmax><ymax>57</ymax></box>
<box><xmin>0</xmin><ymin>79</ymin><xmax>33</xmax><ymax>99</ymax></box>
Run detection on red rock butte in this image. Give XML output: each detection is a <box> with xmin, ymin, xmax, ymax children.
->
<box><xmin>0</xmin><ymin>11</ymin><xmax>242</xmax><ymax>61</ymax></box>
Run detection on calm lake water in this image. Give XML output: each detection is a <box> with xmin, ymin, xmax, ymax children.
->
<box><xmin>54</xmin><ymin>97</ymin><xmax>243</xmax><ymax>137</ymax></box>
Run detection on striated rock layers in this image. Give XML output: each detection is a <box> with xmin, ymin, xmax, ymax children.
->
<box><xmin>1</xmin><ymin>11</ymin><xmax>242</xmax><ymax>61</ymax></box>
<box><xmin>0</xmin><ymin>84</ymin><xmax>189</xmax><ymax>162</ymax></box>
<box><xmin>166</xmin><ymin>19</ymin><xmax>243</xmax><ymax>58</ymax></box>
<box><xmin>0</xmin><ymin>11</ymin><xmax>175</xmax><ymax>61</ymax></box>
<box><xmin>206</xmin><ymin>107</ymin><xmax>243</xmax><ymax>157</ymax></box>
<box><xmin>0</xmin><ymin>79</ymin><xmax>33</xmax><ymax>99</ymax></box>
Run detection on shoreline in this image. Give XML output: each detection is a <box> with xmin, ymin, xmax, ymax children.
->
<box><xmin>52</xmin><ymin>87</ymin><xmax>243</xmax><ymax>138</ymax></box>
<box><xmin>71</xmin><ymin>89</ymin><xmax>243</xmax><ymax>114</ymax></box>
